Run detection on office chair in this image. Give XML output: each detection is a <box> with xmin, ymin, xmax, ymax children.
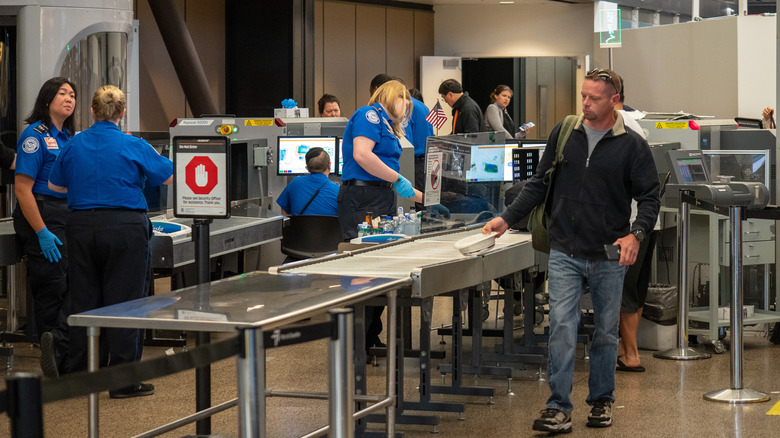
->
<box><xmin>281</xmin><ymin>215</ymin><xmax>342</xmax><ymax>262</ymax></box>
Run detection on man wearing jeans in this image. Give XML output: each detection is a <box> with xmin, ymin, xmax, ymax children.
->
<box><xmin>482</xmin><ymin>68</ymin><xmax>659</xmax><ymax>433</ymax></box>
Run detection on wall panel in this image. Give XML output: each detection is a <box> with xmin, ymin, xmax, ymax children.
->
<box><xmin>386</xmin><ymin>9</ymin><xmax>414</xmax><ymax>88</ymax></box>
<box><xmin>323</xmin><ymin>2</ymin><xmax>356</xmax><ymax>115</ymax></box>
<box><xmin>356</xmin><ymin>5</ymin><xmax>386</xmax><ymax>106</ymax></box>
<box><xmin>413</xmin><ymin>11</ymin><xmax>434</xmax><ymax>90</ymax></box>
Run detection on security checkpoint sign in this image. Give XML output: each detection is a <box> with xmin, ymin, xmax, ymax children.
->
<box><xmin>424</xmin><ymin>149</ymin><xmax>442</xmax><ymax>206</ymax></box>
<box><xmin>173</xmin><ymin>136</ymin><xmax>230</xmax><ymax>219</ymax></box>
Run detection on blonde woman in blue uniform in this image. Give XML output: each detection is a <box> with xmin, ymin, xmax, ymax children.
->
<box><xmin>49</xmin><ymin>85</ymin><xmax>173</xmax><ymax>398</ymax></box>
<box><xmin>338</xmin><ymin>80</ymin><xmax>422</xmax><ymax>352</ymax></box>
<box><xmin>13</xmin><ymin>77</ymin><xmax>76</xmax><ymax>378</ymax></box>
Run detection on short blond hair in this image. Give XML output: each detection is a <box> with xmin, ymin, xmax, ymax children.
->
<box><xmin>91</xmin><ymin>85</ymin><xmax>126</xmax><ymax>122</ymax></box>
<box><xmin>368</xmin><ymin>80</ymin><xmax>411</xmax><ymax>137</ymax></box>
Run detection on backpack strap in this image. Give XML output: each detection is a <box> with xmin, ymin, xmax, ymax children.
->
<box><xmin>298</xmin><ymin>181</ymin><xmax>329</xmax><ymax>215</ymax></box>
<box><xmin>554</xmin><ymin>115</ymin><xmax>578</xmax><ymax>165</ymax></box>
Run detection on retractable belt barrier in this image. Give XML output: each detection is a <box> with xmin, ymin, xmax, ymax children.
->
<box><xmin>1</xmin><ymin>320</ymin><xmax>335</xmax><ymax>420</ymax></box>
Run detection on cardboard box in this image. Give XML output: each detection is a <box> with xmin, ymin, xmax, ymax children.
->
<box><xmin>274</xmin><ymin>108</ymin><xmax>309</xmax><ymax>118</ymax></box>
<box><xmin>637</xmin><ymin>318</ymin><xmax>677</xmax><ymax>351</ymax></box>
<box><xmin>717</xmin><ymin>305</ymin><xmax>755</xmax><ymax>321</ymax></box>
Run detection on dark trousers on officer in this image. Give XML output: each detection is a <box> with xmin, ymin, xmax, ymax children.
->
<box><xmin>12</xmin><ymin>196</ymin><xmax>69</xmax><ymax>343</ymax></box>
<box><xmin>337</xmin><ymin>182</ymin><xmax>396</xmax><ymax>348</ymax></box>
<box><xmin>66</xmin><ymin>209</ymin><xmax>151</xmax><ymax>373</ymax></box>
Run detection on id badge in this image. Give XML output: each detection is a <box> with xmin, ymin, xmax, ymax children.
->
<box><xmin>44</xmin><ymin>137</ymin><xmax>58</xmax><ymax>150</ymax></box>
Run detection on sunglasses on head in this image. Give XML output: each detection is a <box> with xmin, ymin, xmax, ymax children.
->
<box><xmin>586</xmin><ymin>68</ymin><xmax>622</xmax><ymax>95</ymax></box>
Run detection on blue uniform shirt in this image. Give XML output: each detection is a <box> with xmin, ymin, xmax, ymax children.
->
<box><xmin>407</xmin><ymin>97</ymin><xmax>433</xmax><ymax>157</ymax></box>
<box><xmin>48</xmin><ymin>121</ymin><xmax>173</xmax><ymax>210</ymax></box>
<box><xmin>276</xmin><ymin>172</ymin><xmax>339</xmax><ymax>216</ymax></box>
<box><xmin>341</xmin><ymin>103</ymin><xmax>401</xmax><ymax>182</ymax></box>
<box><xmin>15</xmin><ymin>121</ymin><xmax>70</xmax><ymax>198</ymax></box>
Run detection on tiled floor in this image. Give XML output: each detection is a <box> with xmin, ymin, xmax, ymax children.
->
<box><xmin>1</xmin><ymin>296</ymin><xmax>780</xmax><ymax>437</ymax></box>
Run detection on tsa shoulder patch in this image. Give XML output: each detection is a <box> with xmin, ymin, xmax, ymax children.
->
<box><xmin>22</xmin><ymin>137</ymin><xmax>39</xmax><ymax>154</ymax></box>
<box><xmin>366</xmin><ymin>110</ymin><xmax>380</xmax><ymax>125</ymax></box>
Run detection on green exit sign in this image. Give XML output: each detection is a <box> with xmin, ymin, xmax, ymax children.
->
<box><xmin>600</xmin><ymin>9</ymin><xmax>622</xmax><ymax>48</ymax></box>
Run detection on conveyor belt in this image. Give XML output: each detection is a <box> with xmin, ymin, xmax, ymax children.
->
<box><xmin>273</xmin><ymin>227</ymin><xmax>535</xmax><ymax>297</ymax></box>
<box><xmin>149</xmin><ymin>214</ymin><xmax>283</xmax><ymax>269</ymax></box>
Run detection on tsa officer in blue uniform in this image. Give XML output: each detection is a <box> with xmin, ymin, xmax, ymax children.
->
<box><xmin>407</xmin><ymin>96</ymin><xmax>434</xmax><ymax>201</ymax></box>
<box><xmin>338</xmin><ymin>80</ymin><xmax>422</xmax><ymax>352</ymax></box>
<box><xmin>276</xmin><ymin>147</ymin><xmax>339</xmax><ymax>216</ymax></box>
<box><xmin>13</xmin><ymin>77</ymin><xmax>76</xmax><ymax>377</ymax></box>
<box><xmin>49</xmin><ymin>85</ymin><xmax>173</xmax><ymax>398</ymax></box>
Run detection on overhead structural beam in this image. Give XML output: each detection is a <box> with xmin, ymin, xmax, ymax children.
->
<box><xmin>147</xmin><ymin>0</ymin><xmax>218</xmax><ymax>117</ymax></box>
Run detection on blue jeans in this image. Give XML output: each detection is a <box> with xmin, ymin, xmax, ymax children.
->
<box><xmin>545</xmin><ymin>249</ymin><xmax>626</xmax><ymax>413</ymax></box>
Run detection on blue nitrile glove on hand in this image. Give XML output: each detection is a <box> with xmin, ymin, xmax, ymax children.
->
<box><xmin>393</xmin><ymin>175</ymin><xmax>415</xmax><ymax>198</ymax></box>
<box><xmin>429</xmin><ymin>203</ymin><xmax>451</xmax><ymax>219</ymax></box>
<box><xmin>36</xmin><ymin>226</ymin><xmax>63</xmax><ymax>263</ymax></box>
<box><xmin>281</xmin><ymin>99</ymin><xmax>298</xmax><ymax>109</ymax></box>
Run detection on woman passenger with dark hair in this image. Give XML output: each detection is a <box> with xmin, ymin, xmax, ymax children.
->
<box><xmin>483</xmin><ymin>85</ymin><xmax>533</xmax><ymax>139</ymax></box>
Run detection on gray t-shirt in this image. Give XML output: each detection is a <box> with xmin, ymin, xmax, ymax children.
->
<box><xmin>582</xmin><ymin>122</ymin><xmax>609</xmax><ymax>157</ymax></box>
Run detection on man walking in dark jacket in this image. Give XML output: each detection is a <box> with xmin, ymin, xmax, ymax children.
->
<box><xmin>438</xmin><ymin>79</ymin><xmax>483</xmax><ymax>134</ymax></box>
<box><xmin>482</xmin><ymin>68</ymin><xmax>660</xmax><ymax>434</ymax></box>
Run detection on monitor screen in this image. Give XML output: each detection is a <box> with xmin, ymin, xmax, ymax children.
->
<box><xmin>676</xmin><ymin>157</ymin><xmax>708</xmax><ymax>183</ymax></box>
<box><xmin>338</xmin><ymin>138</ymin><xmax>344</xmax><ymax>176</ymax></box>
<box><xmin>512</xmin><ymin>145</ymin><xmax>545</xmax><ymax>181</ymax></box>
<box><xmin>277</xmin><ymin>136</ymin><xmax>338</xmax><ymax>175</ymax></box>
<box><xmin>466</xmin><ymin>144</ymin><xmax>509</xmax><ymax>182</ymax></box>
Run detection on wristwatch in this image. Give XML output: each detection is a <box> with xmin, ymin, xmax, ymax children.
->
<box><xmin>631</xmin><ymin>229</ymin><xmax>645</xmax><ymax>242</ymax></box>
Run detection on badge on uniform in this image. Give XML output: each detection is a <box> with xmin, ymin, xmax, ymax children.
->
<box><xmin>22</xmin><ymin>137</ymin><xmax>39</xmax><ymax>154</ymax></box>
<box><xmin>366</xmin><ymin>110</ymin><xmax>380</xmax><ymax>125</ymax></box>
<box><xmin>44</xmin><ymin>137</ymin><xmax>58</xmax><ymax>150</ymax></box>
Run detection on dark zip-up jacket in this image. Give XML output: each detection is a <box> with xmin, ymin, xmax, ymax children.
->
<box><xmin>500</xmin><ymin>112</ymin><xmax>660</xmax><ymax>260</ymax></box>
<box><xmin>451</xmin><ymin>92</ymin><xmax>483</xmax><ymax>134</ymax></box>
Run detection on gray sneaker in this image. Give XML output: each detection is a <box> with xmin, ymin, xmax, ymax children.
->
<box><xmin>532</xmin><ymin>408</ymin><xmax>572</xmax><ymax>433</ymax></box>
<box><xmin>40</xmin><ymin>331</ymin><xmax>59</xmax><ymax>379</ymax></box>
<box><xmin>587</xmin><ymin>398</ymin><xmax>613</xmax><ymax>428</ymax></box>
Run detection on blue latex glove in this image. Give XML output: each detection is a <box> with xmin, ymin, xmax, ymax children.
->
<box><xmin>393</xmin><ymin>175</ymin><xmax>415</xmax><ymax>198</ymax></box>
<box><xmin>36</xmin><ymin>226</ymin><xmax>63</xmax><ymax>263</ymax></box>
<box><xmin>429</xmin><ymin>204</ymin><xmax>451</xmax><ymax>219</ymax></box>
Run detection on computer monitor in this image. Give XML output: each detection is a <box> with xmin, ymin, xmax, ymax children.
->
<box><xmin>338</xmin><ymin>138</ymin><xmax>344</xmax><ymax>176</ymax></box>
<box><xmin>511</xmin><ymin>145</ymin><xmax>545</xmax><ymax>181</ymax></box>
<box><xmin>466</xmin><ymin>144</ymin><xmax>509</xmax><ymax>182</ymax></box>
<box><xmin>667</xmin><ymin>150</ymin><xmax>710</xmax><ymax>184</ymax></box>
<box><xmin>277</xmin><ymin>136</ymin><xmax>338</xmax><ymax>175</ymax></box>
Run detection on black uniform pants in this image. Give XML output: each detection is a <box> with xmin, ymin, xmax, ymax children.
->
<box><xmin>66</xmin><ymin>209</ymin><xmax>151</xmax><ymax>373</ymax></box>
<box><xmin>414</xmin><ymin>154</ymin><xmax>426</xmax><ymax>210</ymax></box>
<box><xmin>12</xmin><ymin>197</ymin><xmax>69</xmax><ymax>339</ymax></box>
<box><xmin>337</xmin><ymin>184</ymin><xmax>396</xmax><ymax>347</ymax></box>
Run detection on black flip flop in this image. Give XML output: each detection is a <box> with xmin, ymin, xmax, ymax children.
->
<box><xmin>616</xmin><ymin>358</ymin><xmax>645</xmax><ymax>372</ymax></box>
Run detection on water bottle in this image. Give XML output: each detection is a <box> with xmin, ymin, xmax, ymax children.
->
<box><xmin>382</xmin><ymin>215</ymin><xmax>394</xmax><ymax>234</ymax></box>
<box><xmin>403</xmin><ymin>213</ymin><xmax>414</xmax><ymax>235</ymax></box>
<box><xmin>415</xmin><ymin>212</ymin><xmax>422</xmax><ymax>235</ymax></box>
<box><xmin>358</xmin><ymin>222</ymin><xmax>369</xmax><ymax>237</ymax></box>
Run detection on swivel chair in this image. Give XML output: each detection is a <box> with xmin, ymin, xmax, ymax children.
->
<box><xmin>281</xmin><ymin>215</ymin><xmax>342</xmax><ymax>262</ymax></box>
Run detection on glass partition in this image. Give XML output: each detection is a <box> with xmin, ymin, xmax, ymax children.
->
<box><xmin>60</xmin><ymin>32</ymin><xmax>128</xmax><ymax>132</ymax></box>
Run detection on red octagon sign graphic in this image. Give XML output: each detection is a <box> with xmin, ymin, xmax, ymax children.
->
<box><xmin>185</xmin><ymin>156</ymin><xmax>218</xmax><ymax>194</ymax></box>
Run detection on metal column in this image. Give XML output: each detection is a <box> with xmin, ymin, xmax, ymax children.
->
<box><xmin>237</xmin><ymin>326</ymin><xmax>265</xmax><ymax>437</ymax></box>
<box><xmin>328</xmin><ymin>309</ymin><xmax>354</xmax><ymax>438</ymax></box>
<box><xmin>87</xmin><ymin>326</ymin><xmax>100</xmax><ymax>438</ymax></box>
<box><xmin>704</xmin><ymin>206</ymin><xmax>770</xmax><ymax>403</ymax></box>
<box><xmin>655</xmin><ymin>190</ymin><xmax>711</xmax><ymax>360</ymax></box>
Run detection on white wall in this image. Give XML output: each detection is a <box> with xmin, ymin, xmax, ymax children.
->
<box><xmin>433</xmin><ymin>4</ymin><xmax>593</xmax><ymax>58</ymax></box>
<box><xmin>593</xmin><ymin>15</ymin><xmax>775</xmax><ymax>120</ymax></box>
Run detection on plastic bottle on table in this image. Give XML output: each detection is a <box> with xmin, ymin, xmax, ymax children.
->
<box><xmin>383</xmin><ymin>215</ymin><xmax>394</xmax><ymax>234</ymax></box>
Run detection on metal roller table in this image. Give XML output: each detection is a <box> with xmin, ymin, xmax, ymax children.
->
<box><xmin>68</xmin><ymin>271</ymin><xmax>410</xmax><ymax>438</ymax></box>
<box><xmin>272</xmin><ymin>226</ymin><xmax>540</xmax><ymax>431</ymax></box>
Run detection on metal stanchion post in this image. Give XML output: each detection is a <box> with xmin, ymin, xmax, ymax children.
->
<box><xmin>6</xmin><ymin>372</ymin><xmax>43</xmax><ymax>438</ymax></box>
<box><xmin>386</xmin><ymin>289</ymin><xmax>397</xmax><ymax>437</ymax></box>
<box><xmin>704</xmin><ymin>205</ymin><xmax>769</xmax><ymax>403</ymax></box>
<box><xmin>193</xmin><ymin>218</ymin><xmax>212</xmax><ymax>435</ymax></box>
<box><xmin>237</xmin><ymin>326</ymin><xmax>265</xmax><ymax>437</ymax></box>
<box><xmin>328</xmin><ymin>309</ymin><xmax>355</xmax><ymax>438</ymax></box>
<box><xmin>655</xmin><ymin>190</ymin><xmax>711</xmax><ymax>360</ymax></box>
<box><xmin>87</xmin><ymin>326</ymin><xmax>100</xmax><ymax>438</ymax></box>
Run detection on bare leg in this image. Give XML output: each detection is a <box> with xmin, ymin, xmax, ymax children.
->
<box><xmin>618</xmin><ymin>308</ymin><xmax>642</xmax><ymax>367</ymax></box>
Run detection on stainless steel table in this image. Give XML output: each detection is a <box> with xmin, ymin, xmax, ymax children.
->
<box><xmin>68</xmin><ymin>271</ymin><xmax>411</xmax><ymax>438</ymax></box>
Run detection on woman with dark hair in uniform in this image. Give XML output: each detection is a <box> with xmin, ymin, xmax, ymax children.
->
<box><xmin>49</xmin><ymin>85</ymin><xmax>173</xmax><ymax>398</ymax></box>
<box><xmin>338</xmin><ymin>79</ymin><xmax>422</xmax><ymax>353</ymax></box>
<box><xmin>13</xmin><ymin>77</ymin><xmax>76</xmax><ymax>378</ymax></box>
